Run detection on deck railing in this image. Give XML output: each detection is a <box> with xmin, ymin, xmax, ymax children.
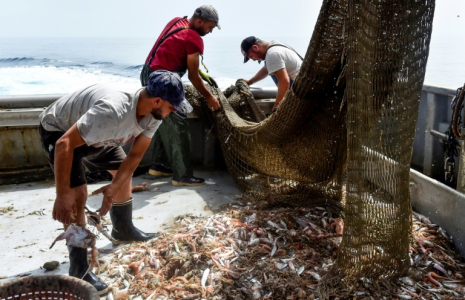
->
<box><xmin>0</xmin><ymin>85</ymin><xmax>460</xmax><ymax>187</ymax></box>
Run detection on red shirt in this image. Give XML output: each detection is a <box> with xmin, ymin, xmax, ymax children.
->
<box><xmin>146</xmin><ymin>17</ymin><xmax>204</xmax><ymax>77</ymax></box>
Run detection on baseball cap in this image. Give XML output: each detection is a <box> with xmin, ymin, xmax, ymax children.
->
<box><xmin>240</xmin><ymin>36</ymin><xmax>257</xmax><ymax>63</ymax></box>
<box><xmin>194</xmin><ymin>5</ymin><xmax>221</xmax><ymax>29</ymax></box>
<box><xmin>146</xmin><ymin>70</ymin><xmax>193</xmax><ymax>114</ymax></box>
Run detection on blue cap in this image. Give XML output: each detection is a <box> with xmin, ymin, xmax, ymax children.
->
<box><xmin>146</xmin><ymin>70</ymin><xmax>193</xmax><ymax>113</ymax></box>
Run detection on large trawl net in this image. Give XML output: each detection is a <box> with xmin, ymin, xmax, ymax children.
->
<box><xmin>185</xmin><ymin>0</ymin><xmax>434</xmax><ymax>296</ymax></box>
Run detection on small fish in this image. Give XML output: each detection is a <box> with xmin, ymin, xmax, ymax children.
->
<box><xmin>131</xmin><ymin>182</ymin><xmax>148</xmax><ymax>193</ymax></box>
<box><xmin>123</xmin><ymin>279</ymin><xmax>130</xmax><ymax>289</ymax></box>
<box><xmin>414</xmin><ymin>253</ymin><xmax>424</xmax><ymax>266</ymax></box>
<box><xmin>267</xmin><ymin>220</ymin><xmax>281</xmax><ymax>230</ymax></box>
<box><xmin>433</xmin><ymin>263</ymin><xmax>449</xmax><ymax>277</ymax></box>
<box><xmin>308</xmin><ymin>271</ymin><xmax>321</xmax><ymax>281</ymax></box>
<box><xmin>246</xmin><ymin>213</ymin><xmax>256</xmax><ymax>224</ymax></box>
<box><xmin>399</xmin><ymin>277</ymin><xmax>415</xmax><ymax>286</ymax></box>
<box><xmin>249</xmin><ymin>232</ymin><xmax>257</xmax><ymax>242</ymax></box>
<box><xmin>320</xmin><ymin>218</ymin><xmax>328</xmax><ymax>229</ymax></box>
<box><xmin>248</xmin><ymin>238</ymin><xmax>260</xmax><ymax>246</ymax></box>
<box><xmin>107</xmin><ymin>291</ymin><xmax>114</xmax><ymax>300</ymax></box>
<box><xmin>201</xmin><ymin>268</ymin><xmax>210</xmax><ymax>288</ymax></box>
<box><xmin>288</xmin><ymin>261</ymin><xmax>296</xmax><ymax>272</ymax></box>
<box><xmin>275</xmin><ymin>262</ymin><xmax>287</xmax><ymax>270</ymax></box>
<box><xmin>270</xmin><ymin>243</ymin><xmax>278</xmax><ymax>257</ymax></box>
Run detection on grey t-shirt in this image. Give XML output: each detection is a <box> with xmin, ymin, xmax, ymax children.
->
<box><xmin>265</xmin><ymin>40</ymin><xmax>302</xmax><ymax>80</ymax></box>
<box><xmin>40</xmin><ymin>84</ymin><xmax>161</xmax><ymax>148</ymax></box>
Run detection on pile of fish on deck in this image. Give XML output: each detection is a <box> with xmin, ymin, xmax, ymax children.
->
<box><xmin>88</xmin><ymin>198</ymin><xmax>465</xmax><ymax>300</ymax></box>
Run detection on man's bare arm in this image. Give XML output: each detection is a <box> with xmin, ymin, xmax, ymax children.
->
<box><xmin>244</xmin><ymin>66</ymin><xmax>268</xmax><ymax>86</ymax></box>
<box><xmin>53</xmin><ymin>124</ymin><xmax>86</xmax><ymax>224</ymax></box>
<box><xmin>96</xmin><ymin>134</ymin><xmax>152</xmax><ymax>216</ymax></box>
<box><xmin>271</xmin><ymin>68</ymin><xmax>290</xmax><ymax>111</ymax></box>
<box><xmin>187</xmin><ymin>52</ymin><xmax>220</xmax><ymax>111</ymax></box>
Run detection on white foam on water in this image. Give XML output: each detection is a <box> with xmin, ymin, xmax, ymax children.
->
<box><xmin>214</xmin><ymin>77</ymin><xmax>238</xmax><ymax>90</ymax></box>
<box><xmin>0</xmin><ymin>66</ymin><xmax>140</xmax><ymax>95</ymax></box>
<box><xmin>0</xmin><ymin>66</ymin><xmax>267</xmax><ymax>96</ymax></box>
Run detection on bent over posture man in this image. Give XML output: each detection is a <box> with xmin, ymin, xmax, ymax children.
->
<box><xmin>241</xmin><ymin>36</ymin><xmax>303</xmax><ymax>112</ymax></box>
<box><xmin>144</xmin><ymin>5</ymin><xmax>221</xmax><ymax>186</ymax></box>
<box><xmin>39</xmin><ymin>70</ymin><xmax>187</xmax><ymax>294</ymax></box>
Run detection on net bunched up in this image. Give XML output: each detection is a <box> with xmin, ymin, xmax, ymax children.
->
<box><xmin>186</xmin><ymin>0</ymin><xmax>348</xmax><ymax>210</ymax></box>
<box><xmin>185</xmin><ymin>0</ymin><xmax>434</xmax><ymax>297</ymax></box>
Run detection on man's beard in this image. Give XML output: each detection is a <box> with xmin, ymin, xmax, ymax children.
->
<box><xmin>151</xmin><ymin>108</ymin><xmax>164</xmax><ymax>120</ymax></box>
<box><xmin>194</xmin><ymin>28</ymin><xmax>206</xmax><ymax>36</ymax></box>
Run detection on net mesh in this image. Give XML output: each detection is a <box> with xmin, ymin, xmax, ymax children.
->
<box><xmin>185</xmin><ymin>0</ymin><xmax>434</xmax><ymax>296</ymax></box>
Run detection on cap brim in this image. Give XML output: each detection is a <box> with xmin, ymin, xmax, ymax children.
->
<box><xmin>174</xmin><ymin>98</ymin><xmax>193</xmax><ymax>114</ymax></box>
<box><xmin>216</xmin><ymin>23</ymin><xmax>221</xmax><ymax>30</ymax></box>
<box><xmin>243</xmin><ymin>56</ymin><xmax>250</xmax><ymax>63</ymax></box>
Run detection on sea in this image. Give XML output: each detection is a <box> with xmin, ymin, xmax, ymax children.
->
<box><xmin>0</xmin><ymin>35</ymin><xmax>464</xmax><ymax>96</ymax></box>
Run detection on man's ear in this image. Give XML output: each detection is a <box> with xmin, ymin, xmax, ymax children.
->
<box><xmin>192</xmin><ymin>18</ymin><xmax>203</xmax><ymax>27</ymax></box>
<box><xmin>252</xmin><ymin>45</ymin><xmax>260</xmax><ymax>52</ymax></box>
<box><xmin>152</xmin><ymin>97</ymin><xmax>163</xmax><ymax>107</ymax></box>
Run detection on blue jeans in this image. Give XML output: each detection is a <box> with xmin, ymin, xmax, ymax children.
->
<box><xmin>270</xmin><ymin>74</ymin><xmax>294</xmax><ymax>88</ymax></box>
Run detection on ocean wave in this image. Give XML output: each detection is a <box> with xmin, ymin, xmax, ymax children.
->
<box><xmin>0</xmin><ymin>66</ymin><xmax>241</xmax><ymax>95</ymax></box>
<box><xmin>0</xmin><ymin>65</ymin><xmax>140</xmax><ymax>95</ymax></box>
<box><xmin>0</xmin><ymin>57</ymin><xmax>141</xmax><ymax>78</ymax></box>
<box><xmin>0</xmin><ymin>57</ymin><xmax>84</xmax><ymax>68</ymax></box>
<box><xmin>124</xmin><ymin>64</ymin><xmax>144</xmax><ymax>71</ymax></box>
<box><xmin>0</xmin><ymin>57</ymin><xmax>35</xmax><ymax>63</ymax></box>
<box><xmin>90</xmin><ymin>61</ymin><xmax>114</xmax><ymax>67</ymax></box>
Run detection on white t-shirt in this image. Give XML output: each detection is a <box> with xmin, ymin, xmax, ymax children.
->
<box><xmin>265</xmin><ymin>40</ymin><xmax>302</xmax><ymax>80</ymax></box>
<box><xmin>40</xmin><ymin>84</ymin><xmax>161</xmax><ymax>148</ymax></box>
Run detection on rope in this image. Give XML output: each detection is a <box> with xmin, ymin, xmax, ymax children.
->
<box><xmin>452</xmin><ymin>84</ymin><xmax>465</xmax><ymax>139</ymax></box>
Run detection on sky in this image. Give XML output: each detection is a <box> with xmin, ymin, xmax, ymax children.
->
<box><xmin>1</xmin><ymin>0</ymin><xmax>462</xmax><ymax>39</ymax></box>
<box><xmin>0</xmin><ymin>1</ymin><xmax>319</xmax><ymax>38</ymax></box>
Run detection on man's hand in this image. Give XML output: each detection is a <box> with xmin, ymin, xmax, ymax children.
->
<box><xmin>243</xmin><ymin>66</ymin><xmax>268</xmax><ymax>87</ymax></box>
<box><xmin>187</xmin><ymin>53</ymin><xmax>222</xmax><ymax>111</ymax></box>
<box><xmin>53</xmin><ymin>195</ymin><xmax>77</xmax><ymax>225</ymax></box>
<box><xmin>206</xmin><ymin>95</ymin><xmax>221</xmax><ymax>111</ymax></box>
<box><xmin>92</xmin><ymin>184</ymin><xmax>116</xmax><ymax>216</ymax></box>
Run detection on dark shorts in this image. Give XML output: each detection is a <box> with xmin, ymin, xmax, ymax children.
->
<box><xmin>39</xmin><ymin>124</ymin><xmax>126</xmax><ymax>188</ymax></box>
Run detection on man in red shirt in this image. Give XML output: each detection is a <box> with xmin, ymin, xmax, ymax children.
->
<box><xmin>144</xmin><ymin>5</ymin><xmax>221</xmax><ymax>186</ymax></box>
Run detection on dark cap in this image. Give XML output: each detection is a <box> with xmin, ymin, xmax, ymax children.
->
<box><xmin>240</xmin><ymin>36</ymin><xmax>257</xmax><ymax>63</ymax></box>
<box><xmin>146</xmin><ymin>70</ymin><xmax>193</xmax><ymax>114</ymax></box>
<box><xmin>194</xmin><ymin>5</ymin><xmax>221</xmax><ymax>29</ymax></box>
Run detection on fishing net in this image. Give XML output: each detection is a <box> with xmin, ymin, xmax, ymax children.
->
<box><xmin>185</xmin><ymin>0</ymin><xmax>434</xmax><ymax>297</ymax></box>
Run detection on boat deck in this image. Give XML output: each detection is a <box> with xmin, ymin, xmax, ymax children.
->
<box><xmin>0</xmin><ymin>169</ymin><xmax>240</xmax><ymax>280</ymax></box>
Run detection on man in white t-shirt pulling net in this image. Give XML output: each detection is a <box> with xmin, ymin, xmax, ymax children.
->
<box><xmin>240</xmin><ymin>36</ymin><xmax>303</xmax><ymax>112</ymax></box>
<box><xmin>39</xmin><ymin>70</ymin><xmax>190</xmax><ymax>294</ymax></box>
